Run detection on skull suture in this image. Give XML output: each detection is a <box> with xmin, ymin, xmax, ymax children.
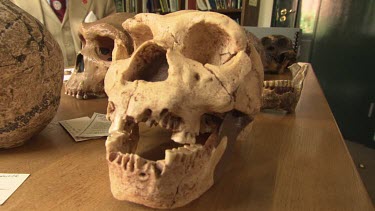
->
<box><xmin>65</xmin><ymin>13</ymin><xmax>134</xmax><ymax>99</ymax></box>
<box><xmin>261</xmin><ymin>35</ymin><xmax>296</xmax><ymax>74</ymax></box>
<box><xmin>104</xmin><ymin>11</ymin><xmax>263</xmax><ymax>209</ymax></box>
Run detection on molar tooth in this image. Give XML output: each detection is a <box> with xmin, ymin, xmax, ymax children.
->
<box><xmin>155</xmin><ymin>160</ymin><xmax>165</xmax><ymax>175</ymax></box>
<box><xmin>165</xmin><ymin>149</ymin><xmax>177</xmax><ymax>165</ymax></box>
<box><xmin>127</xmin><ymin>154</ymin><xmax>135</xmax><ymax>172</ymax></box>
<box><xmin>185</xmin><ymin>133</ymin><xmax>196</xmax><ymax>144</ymax></box>
<box><xmin>76</xmin><ymin>93</ymin><xmax>83</xmax><ymax>99</ymax></box>
<box><xmin>113</xmin><ymin>153</ymin><xmax>122</xmax><ymax>164</ymax></box>
<box><xmin>122</xmin><ymin>154</ymin><xmax>131</xmax><ymax>169</ymax></box>
<box><xmin>145</xmin><ymin>119</ymin><xmax>153</xmax><ymax>127</ymax></box>
<box><xmin>171</xmin><ymin>131</ymin><xmax>185</xmax><ymax>143</ymax></box>
<box><xmin>134</xmin><ymin>155</ymin><xmax>146</xmax><ymax>169</ymax></box>
<box><xmin>171</xmin><ymin>131</ymin><xmax>196</xmax><ymax>144</ymax></box>
<box><xmin>184</xmin><ymin>144</ymin><xmax>199</xmax><ymax>152</ymax></box>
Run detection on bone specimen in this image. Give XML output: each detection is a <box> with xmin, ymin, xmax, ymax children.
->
<box><xmin>262</xmin><ymin>63</ymin><xmax>308</xmax><ymax>113</ymax></box>
<box><xmin>261</xmin><ymin>35</ymin><xmax>296</xmax><ymax>74</ymax></box>
<box><xmin>65</xmin><ymin>13</ymin><xmax>134</xmax><ymax>99</ymax></box>
<box><xmin>0</xmin><ymin>0</ymin><xmax>63</xmax><ymax>148</ymax></box>
<box><xmin>104</xmin><ymin>11</ymin><xmax>264</xmax><ymax>208</ymax></box>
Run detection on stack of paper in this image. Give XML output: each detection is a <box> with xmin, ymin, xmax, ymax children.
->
<box><xmin>59</xmin><ymin>113</ymin><xmax>111</xmax><ymax>142</ymax></box>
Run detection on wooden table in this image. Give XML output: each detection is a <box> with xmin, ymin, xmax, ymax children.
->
<box><xmin>1</xmin><ymin>64</ymin><xmax>373</xmax><ymax>210</ymax></box>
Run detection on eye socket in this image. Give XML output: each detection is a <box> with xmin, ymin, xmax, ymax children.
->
<box><xmin>261</xmin><ymin>37</ymin><xmax>272</xmax><ymax>46</ymax></box>
<box><xmin>79</xmin><ymin>34</ymin><xmax>86</xmax><ymax>48</ymax></box>
<box><xmin>276</xmin><ymin>37</ymin><xmax>290</xmax><ymax>48</ymax></box>
<box><xmin>124</xmin><ymin>43</ymin><xmax>169</xmax><ymax>82</ymax></box>
<box><xmin>95</xmin><ymin>36</ymin><xmax>114</xmax><ymax>62</ymax></box>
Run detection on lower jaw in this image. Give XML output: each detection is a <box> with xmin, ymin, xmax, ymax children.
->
<box><xmin>106</xmin><ymin>124</ymin><xmax>227</xmax><ymax>209</ymax></box>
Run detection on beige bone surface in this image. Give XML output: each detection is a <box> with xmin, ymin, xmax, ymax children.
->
<box><xmin>104</xmin><ymin>11</ymin><xmax>263</xmax><ymax>209</ymax></box>
<box><xmin>65</xmin><ymin>13</ymin><xmax>134</xmax><ymax>99</ymax></box>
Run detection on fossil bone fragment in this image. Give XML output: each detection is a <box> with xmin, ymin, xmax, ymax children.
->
<box><xmin>65</xmin><ymin>13</ymin><xmax>134</xmax><ymax>99</ymax></box>
<box><xmin>0</xmin><ymin>0</ymin><xmax>63</xmax><ymax>148</ymax></box>
<box><xmin>104</xmin><ymin>11</ymin><xmax>264</xmax><ymax>209</ymax></box>
<box><xmin>261</xmin><ymin>34</ymin><xmax>296</xmax><ymax>74</ymax></box>
<box><xmin>262</xmin><ymin>63</ymin><xmax>308</xmax><ymax>113</ymax></box>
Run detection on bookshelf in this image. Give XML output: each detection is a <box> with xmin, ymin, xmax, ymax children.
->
<box><xmin>113</xmin><ymin>0</ymin><xmax>260</xmax><ymax>26</ymax></box>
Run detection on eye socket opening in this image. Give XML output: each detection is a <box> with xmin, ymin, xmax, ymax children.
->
<box><xmin>261</xmin><ymin>37</ymin><xmax>272</xmax><ymax>46</ymax></box>
<box><xmin>128</xmin><ymin>23</ymin><xmax>153</xmax><ymax>49</ymax></box>
<box><xmin>94</xmin><ymin>36</ymin><xmax>114</xmax><ymax>62</ymax></box>
<box><xmin>276</xmin><ymin>37</ymin><xmax>290</xmax><ymax>48</ymax></box>
<box><xmin>79</xmin><ymin>34</ymin><xmax>86</xmax><ymax>48</ymax></box>
<box><xmin>124</xmin><ymin>44</ymin><xmax>169</xmax><ymax>82</ymax></box>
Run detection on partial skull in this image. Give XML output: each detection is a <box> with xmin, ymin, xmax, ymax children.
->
<box><xmin>261</xmin><ymin>35</ymin><xmax>296</xmax><ymax>74</ymax></box>
<box><xmin>0</xmin><ymin>1</ymin><xmax>63</xmax><ymax>148</ymax></box>
<box><xmin>104</xmin><ymin>11</ymin><xmax>263</xmax><ymax>209</ymax></box>
<box><xmin>65</xmin><ymin>13</ymin><xmax>134</xmax><ymax>99</ymax></box>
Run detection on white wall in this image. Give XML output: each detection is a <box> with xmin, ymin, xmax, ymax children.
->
<box><xmin>258</xmin><ymin>0</ymin><xmax>274</xmax><ymax>27</ymax></box>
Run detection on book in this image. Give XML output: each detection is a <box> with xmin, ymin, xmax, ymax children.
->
<box><xmin>170</xmin><ymin>0</ymin><xmax>178</xmax><ymax>12</ymax></box>
<box><xmin>197</xmin><ymin>0</ymin><xmax>207</xmax><ymax>10</ymax></box>
<box><xmin>208</xmin><ymin>0</ymin><xmax>217</xmax><ymax>10</ymax></box>
<box><xmin>114</xmin><ymin>0</ymin><xmax>124</xmax><ymax>12</ymax></box>
<box><xmin>205</xmin><ymin>0</ymin><xmax>212</xmax><ymax>10</ymax></box>
<box><xmin>186</xmin><ymin>0</ymin><xmax>197</xmax><ymax>10</ymax></box>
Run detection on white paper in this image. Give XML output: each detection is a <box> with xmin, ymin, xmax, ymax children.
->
<box><xmin>77</xmin><ymin>113</ymin><xmax>111</xmax><ymax>138</ymax></box>
<box><xmin>59</xmin><ymin>117</ymin><xmax>96</xmax><ymax>142</ymax></box>
<box><xmin>0</xmin><ymin>174</ymin><xmax>30</xmax><ymax>205</ymax></box>
<box><xmin>63</xmin><ymin>67</ymin><xmax>74</xmax><ymax>81</ymax></box>
<box><xmin>84</xmin><ymin>11</ymin><xmax>98</xmax><ymax>23</ymax></box>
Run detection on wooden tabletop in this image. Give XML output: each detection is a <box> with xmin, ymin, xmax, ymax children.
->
<box><xmin>1</xmin><ymin>64</ymin><xmax>373</xmax><ymax>210</ymax></box>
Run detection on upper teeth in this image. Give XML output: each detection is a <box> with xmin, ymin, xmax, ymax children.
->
<box><xmin>171</xmin><ymin>131</ymin><xmax>196</xmax><ymax>144</ymax></box>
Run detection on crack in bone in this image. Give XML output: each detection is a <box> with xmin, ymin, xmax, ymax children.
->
<box><xmin>203</xmin><ymin>66</ymin><xmax>234</xmax><ymax>102</ymax></box>
<box><xmin>219</xmin><ymin>52</ymin><xmax>235</xmax><ymax>64</ymax></box>
<box><xmin>124</xmin><ymin>81</ymin><xmax>139</xmax><ymax>119</ymax></box>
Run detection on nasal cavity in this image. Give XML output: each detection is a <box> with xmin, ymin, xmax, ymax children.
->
<box><xmin>127</xmin><ymin>44</ymin><xmax>169</xmax><ymax>82</ymax></box>
<box><xmin>75</xmin><ymin>53</ymin><xmax>84</xmax><ymax>73</ymax></box>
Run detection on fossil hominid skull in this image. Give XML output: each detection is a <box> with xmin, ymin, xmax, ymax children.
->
<box><xmin>104</xmin><ymin>11</ymin><xmax>263</xmax><ymax>209</ymax></box>
<box><xmin>65</xmin><ymin>13</ymin><xmax>134</xmax><ymax>99</ymax></box>
<box><xmin>261</xmin><ymin>34</ymin><xmax>296</xmax><ymax>74</ymax></box>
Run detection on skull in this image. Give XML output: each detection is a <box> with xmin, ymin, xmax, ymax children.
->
<box><xmin>104</xmin><ymin>11</ymin><xmax>263</xmax><ymax>209</ymax></box>
<box><xmin>261</xmin><ymin>35</ymin><xmax>296</xmax><ymax>74</ymax></box>
<box><xmin>0</xmin><ymin>0</ymin><xmax>63</xmax><ymax>148</ymax></box>
<box><xmin>65</xmin><ymin>13</ymin><xmax>134</xmax><ymax>99</ymax></box>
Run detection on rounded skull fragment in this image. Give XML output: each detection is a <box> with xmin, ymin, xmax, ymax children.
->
<box><xmin>261</xmin><ymin>34</ymin><xmax>296</xmax><ymax>74</ymax></box>
<box><xmin>65</xmin><ymin>13</ymin><xmax>134</xmax><ymax>99</ymax></box>
<box><xmin>104</xmin><ymin>11</ymin><xmax>264</xmax><ymax>209</ymax></box>
<box><xmin>0</xmin><ymin>0</ymin><xmax>63</xmax><ymax>148</ymax></box>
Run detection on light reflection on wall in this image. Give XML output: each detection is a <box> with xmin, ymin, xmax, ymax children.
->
<box><xmin>299</xmin><ymin>0</ymin><xmax>321</xmax><ymax>34</ymax></box>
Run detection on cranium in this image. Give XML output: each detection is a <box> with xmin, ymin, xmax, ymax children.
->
<box><xmin>0</xmin><ymin>0</ymin><xmax>63</xmax><ymax>148</ymax></box>
<box><xmin>65</xmin><ymin>13</ymin><xmax>134</xmax><ymax>99</ymax></box>
<box><xmin>261</xmin><ymin>35</ymin><xmax>296</xmax><ymax>74</ymax></box>
<box><xmin>104</xmin><ymin>11</ymin><xmax>263</xmax><ymax>209</ymax></box>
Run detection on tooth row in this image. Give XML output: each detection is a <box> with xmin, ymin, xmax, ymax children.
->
<box><xmin>128</xmin><ymin>109</ymin><xmax>200</xmax><ymax>144</ymax></box>
<box><xmin>263</xmin><ymin>80</ymin><xmax>292</xmax><ymax>88</ymax></box>
<box><xmin>111</xmin><ymin>153</ymin><xmax>162</xmax><ymax>176</ymax></box>
<box><xmin>165</xmin><ymin>144</ymin><xmax>205</xmax><ymax>165</ymax></box>
<box><xmin>65</xmin><ymin>89</ymin><xmax>87</xmax><ymax>99</ymax></box>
